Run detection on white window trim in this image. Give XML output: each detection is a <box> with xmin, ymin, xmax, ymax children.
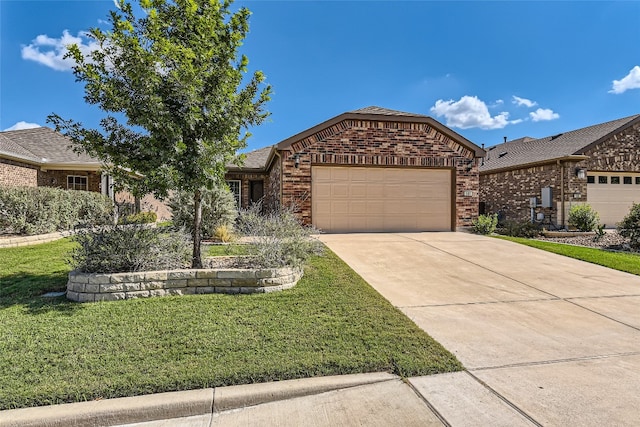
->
<box><xmin>226</xmin><ymin>180</ymin><xmax>241</xmax><ymax>206</ymax></box>
<box><xmin>67</xmin><ymin>175</ymin><xmax>88</xmax><ymax>191</ymax></box>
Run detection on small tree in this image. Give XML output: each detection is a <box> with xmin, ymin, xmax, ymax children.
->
<box><xmin>568</xmin><ymin>204</ymin><xmax>599</xmax><ymax>232</ymax></box>
<box><xmin>48</xmin><ymin>0</ymin><xmax>271</xmax><ymax>267</ymax></box>
<box><xmin>618</xmin><ymin>203</ymin><xmax>640</xmax><ymax>250</ymax></box>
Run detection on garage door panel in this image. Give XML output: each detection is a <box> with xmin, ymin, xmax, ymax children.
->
<box><xmin>312</xmin><ymin>166</ymin><xmax>452</xmax><ymax>233</ymax></box>
<box><xmin>588</xmin><ymin>173</ymin><xmax>640</xmax><ymax>226</ymax></box>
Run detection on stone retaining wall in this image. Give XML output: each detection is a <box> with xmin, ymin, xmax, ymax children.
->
<box><xmin>0</xmin><ymin>230</ymin><xmax>73</xmax><ymax>248</ymax></box>
<box><xmin>67</xmin><ymin>266</ymin><xmax>303</xmax><ymax>302</ymax></box>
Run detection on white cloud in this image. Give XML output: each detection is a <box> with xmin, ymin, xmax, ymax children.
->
<box><xmin>512</xmin><ymin>96</ymin><xmax>537</xmax><ymax>108</ymax></box>
<box><xmin>113</xmin><ymin>0</ymin><xmax>121</xmax><ymax>10</ymax></box>
<box><xmin>609</xmin><ymin>65</ymin><xmax>640</xmax><ymax>94</ymax></box>
<box><xmin>529</xmin><ymin>108</ymin><xmax>560</xmax><ymax>122</ymax></box>
<box><xmin>430</xmin><ymin>95</ymin><xmax>520</xmax><ymax>130</ymax></box>
<box><xmin>3</xmin><ymin>121</ymin><xmax>41</xmax><ymax>131</ymax></box>
<box><xmin>21</xmin><ymin>30</ymin><xmax>101</xmax><ymax>72</ymax></box>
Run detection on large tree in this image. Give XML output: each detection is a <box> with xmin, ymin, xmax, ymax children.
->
<box><xmin>48</xmin><ymin>0</ymin><xmax>271</xmax><ymax>268</ymax></box>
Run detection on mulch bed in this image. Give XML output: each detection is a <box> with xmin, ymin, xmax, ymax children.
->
<box><xmin>535</xmin><ymin>232</ymin><xmax>631</xmax><ymax>251</ymax></box>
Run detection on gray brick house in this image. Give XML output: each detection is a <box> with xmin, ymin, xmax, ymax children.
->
<box><xmin>226</xmin><ymin>106</ymin><xmax>486</xmax><ymax>232</ymax></box>
<box><xmin>479</xmin><ymin>114</ymin><xmax>640</xmax><ymax>228</ymax></box>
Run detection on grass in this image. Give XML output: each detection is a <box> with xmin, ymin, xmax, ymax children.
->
<box><xmin>494</xmin><ymin>235</ymin><xmax>640</xmax><ymax>275</ymax></box>
<box><xmin>0</xmin><ymin>239</ymin><xmax>461</xmax><ymax>410</ymax></box>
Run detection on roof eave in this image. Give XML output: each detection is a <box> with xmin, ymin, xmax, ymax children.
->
<box><xmin>40</xmin><ymin>162</ymin><xmax>104</xmax><ymax>172</ymax></box>
<box><xmin>0</xmin><ymin>151</ymin><xmax>41</xmax><ymax>166</ymax></box>
<box><xmin>479</xmin><ymin>155</ymin><xmax>590</xmax><ymax>175</ymax></box>
<box><xmin>276</xmin><ymin>112</ymin><xmax>486</xmax><ymax>158</ymax></box>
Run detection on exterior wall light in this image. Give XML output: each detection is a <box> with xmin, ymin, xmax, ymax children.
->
<box><xmin>294</xmin><ymin>154</ymin><xmax>300</xmax><ymax>168</ymax></box>
<box><xmin>575</xmin><ymin>168</ymin><xmax>586</xmax><ymax>179</ymax></box>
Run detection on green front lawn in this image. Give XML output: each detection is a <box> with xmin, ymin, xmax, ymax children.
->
<box><xmin>495</xmin><ymin>236</ymin><xmax>640</xmax><ymax>275</ymax></box>
<box><xmin>0</xmin><ymin>239</ymin><xmax>461</xmax><ymax>410</ymax></box>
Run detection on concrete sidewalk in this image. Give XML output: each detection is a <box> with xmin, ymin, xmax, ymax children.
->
<box><xmin>2</xmin><ymin>371</ymin><xmax>536</xmax><ymax>427</ymax></box>
<box><xmin>320</xmin><ymin>232</ymin><xmax>640</xmax><ymax>426</ymax></box>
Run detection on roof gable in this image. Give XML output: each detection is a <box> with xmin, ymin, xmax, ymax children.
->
<box><xmin>276</xmin><ymin>106</ymin><xmax>485</xmax><ymax>158</ymax></box>
<box><xmin>480</xmin><ymin>114</ymin><xmax>640</xmax><ymax>173</ymax></box>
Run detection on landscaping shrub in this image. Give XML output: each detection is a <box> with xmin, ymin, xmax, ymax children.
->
<box><xmin>119</xmin><ymin>211</ymin><xmax>157</xmax><ymax>225</ymax></box>
<box><xmin>568</xmin><ymin>204</ymin><xmax>599</xmax><ymax>232</ymax></box>
<box><xmin>472</xmin><ymin>213</ymin><xmax>498</xmax><ymax>235</ymax></box>
<box><xmin>496</xmin><ymin>219</ymin><xmax>541</xmax><ymax>238</ymax></box>
<box><xmin>237</xmin><ymin>204</ymin><xmax>324</xmax><ymax>268</ymax></box>
<box><xmin>169</xmin><ymin>185</ymin><xmax>237</xmax><ymax>239</ymax></box>
<box><xmin>71</xmin><ymin>225</ymin><xmax>191</xmax><ymax>273</ymax></box>
<box><xmin>617</xmin><ymin>203</ymin><xmax>640</xmax><ymax>251</ymax></box>
<box><xmin>0</xmin><ymin>187</ymin><xmax>113</xmax><ymax>235</ymax></box>
<box><xmin>213</xmin><ymin>224</ymin><xmax>234</xmax><ymax>243</ymax></box>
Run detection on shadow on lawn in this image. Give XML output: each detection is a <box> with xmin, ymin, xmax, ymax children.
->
<box><xmin>0</xmin><ymin>272</ymin><xmax>80</xmax><ymax>315</ymax></box>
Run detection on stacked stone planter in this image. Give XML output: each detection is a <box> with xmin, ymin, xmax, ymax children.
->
<box><xmin>67</xmin><ymin>265</ymin><xmax>303</xmax><ymax>302</ymax></box>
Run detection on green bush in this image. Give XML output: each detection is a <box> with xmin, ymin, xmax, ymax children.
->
<box><xmin>237</xmin><ymin>204</ymin><xmax>324</xmax><ymax>268</ymax></box>
<box><xmin>0</xmin><ymin>187</ymin><xmax>113</xmax><ymax>235</ymax></box>
<box><xmin>472</xmin><ymin>213</ymin><xmax>498</xmax><ymax>235</ymax></box>
<box><xmin>71</xmin><ymin>225</ymin><xmax>191</xmax><ymax>273</ymax></box>
<box><xmin>497</xmin><ymin>220</ymin><xmax>541</xmax><ymax>238</ymax></box>
<box><xmin>568</xmin><ymin>204</ymin><xmax>599</xmax><ymax>232</ymax></box>
<box><xmin>119</xmin><ymin>211</ymin><xmax>158</xmax><ymax>225</ymax></box>
<box><xmin>169</xmin><ymin>185</ymin><xmax>237</xmax><ymax>239</ymax></box>
<box><xmin>617</xmin><ymin>203</ymin><xmax>640</xmax><ymax>250</ymax></box>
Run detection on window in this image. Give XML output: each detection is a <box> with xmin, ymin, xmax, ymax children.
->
<box><xmin>67</xmin><ymin>175</ymin><xmax>88</xmax><ymax>191</ymax></box>
<box><xmin>598</xmin><ymin>176</ymin><xmax>608</xmax><ymax>184</ymax></box>
<box><xmin>611</xmin><ymin>176</ymin><xmax>620</xmax><ymax>184</ymax></box>
<box><xmin>226</xmin><ymin>180</ymin><xmax>241</xmax><ymax>206</ymax></box>
<box><xmin>624</xmin><ymin>176</ymin><xmax>632</xmax><ymax>184</ymax></box>
<box><xmin>636</xmin><ymin>177</ymin><xmax>640</xmax><ymax>185</ymax></box>
<box><xmin>587</xmin><ymin>176</ymin><xmax>595</xmax><ymax>184</ymax></box>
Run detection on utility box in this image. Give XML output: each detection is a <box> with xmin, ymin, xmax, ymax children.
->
<box><xmin>541</xmin><ymin>187</ymin><xmax>553</xmax><ymax>208</ymax></box>
<box><xmin>529</xmin><ymin>197</ymin><xmax>538</xmax><ymax>208</ymax></box>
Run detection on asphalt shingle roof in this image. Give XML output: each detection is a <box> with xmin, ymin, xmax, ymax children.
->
<box><xmin>480</xmin><ymin>114</ymin><xmax>640</xmax><ymax>172</ymax></box>
<box><xmin>348</xmin><ymin>106</ymin><xmax>429</xmax><ymax>117</ymax></box>
<box><xmin>0</xmin><ymin>127</ymin><xmax>101</xmax><ymax>166</ymax></box>
<box><xmin>227</xmin><ymin>145</ymin><xmax>273</xmax><ymax>170</ymax></box>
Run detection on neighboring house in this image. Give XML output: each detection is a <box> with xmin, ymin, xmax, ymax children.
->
<box><xmin>225</xmin><ymin>106</ymin><xmax>485</xmax><ymax>233</ymax></box>
<box><xmin>0</xmin><ymin>127</ymin><xmax>105</xmax><ymax>194</ymax></box>
<box><xmin>0</xmin><ymin>127</ymin><xmax>171</xmax><ymax>220</ymax></box>
<box><xmin>479</xmin><ymin>114</ymin><xmax>640</xmax><ymax>228</ymax></box>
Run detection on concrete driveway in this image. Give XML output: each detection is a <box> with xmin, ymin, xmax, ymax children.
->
<box><xmin>319</xmin><ymin>232</ymin><xmax>640</xmax><ymax>426</ymax></box>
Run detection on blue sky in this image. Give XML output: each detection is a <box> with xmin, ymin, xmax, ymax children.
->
<box><xmin>1</xmin><ymin>1</ymin><xmax>639</xmax><ymax>152</ymax></box>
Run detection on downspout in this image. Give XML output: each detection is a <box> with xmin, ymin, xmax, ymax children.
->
<box><xmin>274</xmin><ymin>150</ymin><xmax>283</xmax><ymax>208</ymax></box>
<box><xmin>558</xmin><ymin>160</ymin><xmax>565</xmax><ymax>229</ymax></box>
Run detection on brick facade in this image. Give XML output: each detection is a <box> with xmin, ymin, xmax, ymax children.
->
<box><xmin>480</xmin><ymin>121</ymin><xmax>640</xmax><ymax>227</ymax></box>
<box><xmin>585</xmin><ymin>122</ymin><xmax>640</xmax><ymax>172</ymax></box>
<box><xmin>279</xmin><ymin>119</ymin><xmax>479</xmax><ymax>228</ymax></box>
<box><xmin>0</xmin><ymin>159</ymin><xmax>38</xmax><ymax>187</ymax></box>
<box><xmin>37</xmin><ymin>169</ymin><xmax>101</xmax><ymax>193</ymax></box>
<box><xmin>480</xmin><ymin>161</ymin><xmax>587</xmax><ymax>225</ymax></box>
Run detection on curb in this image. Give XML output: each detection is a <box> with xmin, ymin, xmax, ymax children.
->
<box><xmin>0</xmin><ymin>373</ymin><xmax>397</xmax><ymax>427</ymax></box>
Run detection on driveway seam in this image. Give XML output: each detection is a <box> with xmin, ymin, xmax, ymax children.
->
<box><xmin>463</xmin><ymin>371</ymin><xmax>543</xmax><ymax>427</ymax></box>
<box><xmin>398</xmin><ymin>234</ymin><xmax>562</xmax><ymax>300</ymax></box>
<box><xmin>399</xmin><ymin>234</ymin><xmax>640</xmax><ymax>333</ymax></box>
<box><xmin>404</xmin><ymin>379</ymin><xmax>452</xmax><ymax>427</ymax></box>
<box><xmin>398</xmin><ymin>297</ymin><xmax>560</xmax><ymax>309</ymax></box>
<box><xmin>470</xmin><ymin>351</ymin><xmax>640</xmax><ymax>371</ymax></box>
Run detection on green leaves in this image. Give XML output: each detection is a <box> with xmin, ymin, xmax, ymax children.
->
<box><xmin>47</xmin><ymin>0</ymin><xmax>271</xmax><ymax>266</ymax></box>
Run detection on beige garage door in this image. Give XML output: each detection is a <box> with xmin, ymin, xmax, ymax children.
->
<box><xmin>312</xmin><ymin>166</ymin><xmax>452</xmax><ymax>233</ymax></box>
<box><xmin>587</xmin><ymin>172</ymin><xmax>640</xmax><ymax>227</ymax></box>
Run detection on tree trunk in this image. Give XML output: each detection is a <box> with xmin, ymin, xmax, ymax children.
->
<box><xmin>192</xmin><ymin>189</ymin><xmax>203</xmax><ymax>268</ymax></box>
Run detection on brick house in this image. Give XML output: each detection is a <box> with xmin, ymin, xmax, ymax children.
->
<box><xmin>226</xmin><ymin>106</ymin><xmax>485</xmax><ymax>232</ymax></box>
<box><xmin>479</xmin><ymin>114</ymin><xmax>640</xmax><ymax>228</ymax></box>
<box><xmin>0</xmin><ymin>126</ymin><xmax>171</xmax><ymax>219</ymax></box>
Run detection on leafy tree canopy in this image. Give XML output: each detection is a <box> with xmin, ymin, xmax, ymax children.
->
<box><xmin>48</xmin><ymin>0</ymin><xmax>271</xmax><ymax>267</ymax></box>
